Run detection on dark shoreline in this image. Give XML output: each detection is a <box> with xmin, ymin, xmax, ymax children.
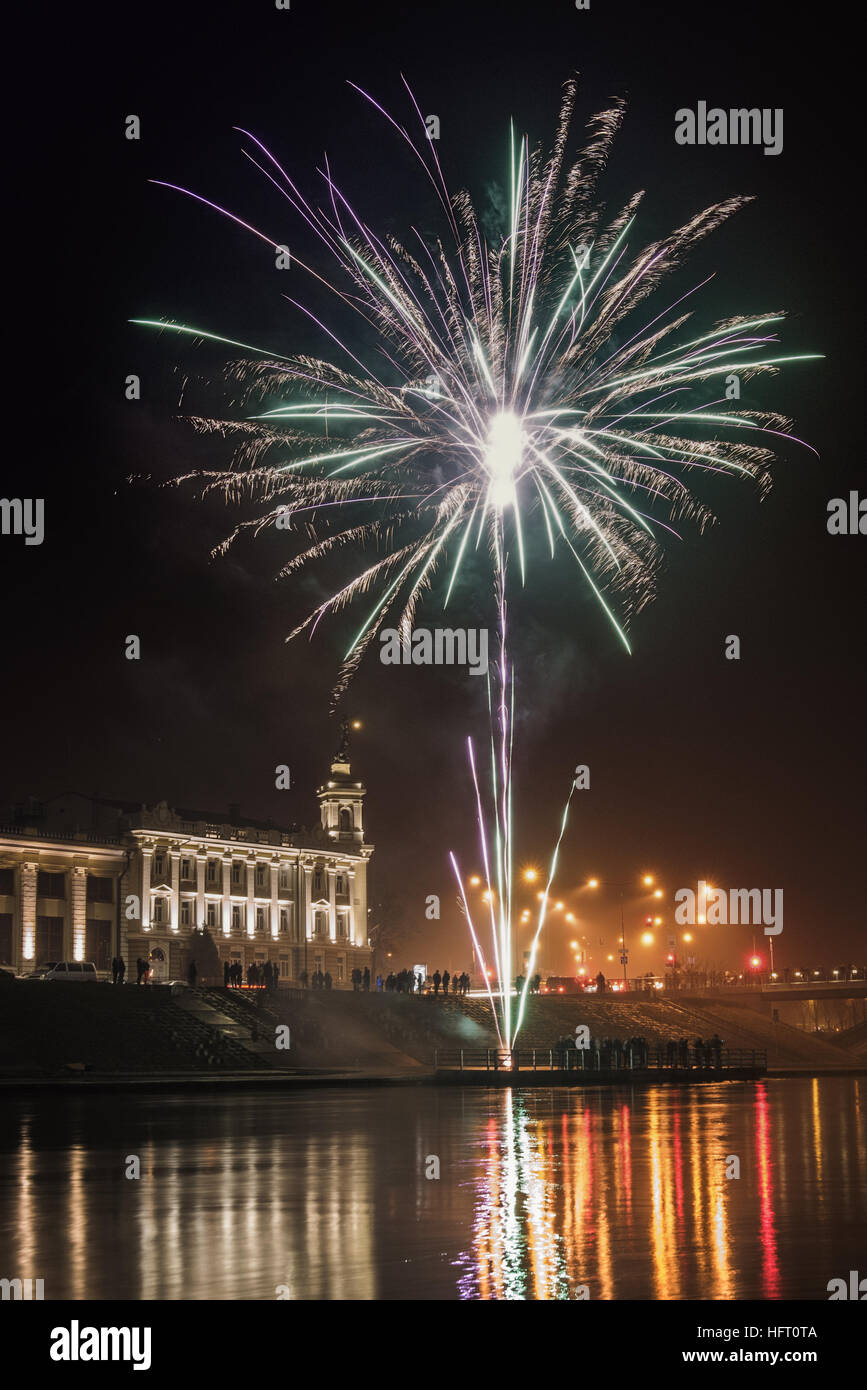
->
<box><xmin>1</xmin><ymin>1065</ymin><xmax>864</xmax><ymax>1095</ymax></box>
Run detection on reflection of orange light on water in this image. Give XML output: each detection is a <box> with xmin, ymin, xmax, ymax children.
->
<box><xmin>672</xmin><ymin>1108</ymin><xmax>684</xmax><ymax>1230</ymax></box>
<box><xmin>620</xmin><ymin>1104</ymin><xmax>633</xmax><ymax>1226</ymax></box>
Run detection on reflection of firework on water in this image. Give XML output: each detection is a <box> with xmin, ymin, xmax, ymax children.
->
<box><xmin>136</xmin><ymin>78</ymin><xmax>816</xmax><ymax>1043</ymax></box>
<box><xmin>456</xmin><ymin>1092</ymin><xmax>575</xmax><ymax>1300</ymax></box>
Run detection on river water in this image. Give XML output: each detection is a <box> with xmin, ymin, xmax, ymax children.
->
<box><xmin>1</xmin><ymin>1077</ymin><xmax>864</xmax><ymax>1300</ymax></box>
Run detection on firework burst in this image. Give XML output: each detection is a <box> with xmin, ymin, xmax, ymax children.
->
<box><xmin>136</xmin><ymin>77</ymin><xmax>817</xmax><ymax>1045</ymax></box>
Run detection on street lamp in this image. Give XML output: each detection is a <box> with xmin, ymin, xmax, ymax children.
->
<box><xmin>587</xmin><ymin>874</ymin><xmax>663</xmax><ymax>991</ymax></box>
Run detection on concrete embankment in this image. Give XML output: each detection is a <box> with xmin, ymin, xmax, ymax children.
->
<box><xmin>1</xmin><ymin>977</ymin><xmax>863</xmax><ymax>1087</ymax></box>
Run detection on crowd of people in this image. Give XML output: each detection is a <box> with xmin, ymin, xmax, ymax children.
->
<box><xmin>287</xmin><ymin>966</ymin><xmax>474</xmax><ymax>994</ymax></box>
<box><xmin>223</xmin><ymin>960</ymin><xmax>281</xmax><ymax>991</ymax></box>
<box><xmin>665</xmin><ymin>1035</ymin><xmax>726</xmax><ymax>1067</ymax></box>
<box><xmin>552</xmin><ymin>1032</ymin><xmax>727</xmax><ymax>1069</ymax></box>
<box><xmin>299</xmin><ymin>968</ymin><xmax>333</xmax><ymax>990</ymax></box>
<box><xmin>376</xmin><ymin>968</ymin><xmax>471</xmax><ymax>995</ymax></box>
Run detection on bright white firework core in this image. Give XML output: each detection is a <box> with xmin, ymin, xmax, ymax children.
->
<box><xmin>484</xmin><ymin>410</ymin><xmax>522</xmax><ymax>509</ymax></box>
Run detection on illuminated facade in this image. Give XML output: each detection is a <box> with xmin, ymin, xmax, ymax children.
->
<box><xmin>0</xmin><ymin>750</ymin><xmax>373</xmax><ymax>985</ymax></box>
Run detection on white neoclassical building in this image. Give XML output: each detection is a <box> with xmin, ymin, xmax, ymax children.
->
<box><xmin>0</xmin><ymin>746</ymin><xmax>373</xmax><ymax>986</ymax></box>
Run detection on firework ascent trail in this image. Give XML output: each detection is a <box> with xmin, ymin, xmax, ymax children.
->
<box><xmin>135</xmin><ymin>76</ymin><xmax>818</xmax><ymax>1045</ymax></box>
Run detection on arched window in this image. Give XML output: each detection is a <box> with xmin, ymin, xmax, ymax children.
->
<box><xmin>339</xmin><ymin>807</ymin><xmax>352</xmax><ymax>832</ymax></box>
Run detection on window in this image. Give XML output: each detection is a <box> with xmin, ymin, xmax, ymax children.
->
<box><xmin>37</xmin><ymin>871</ymin><xmax>66</xmax><ymax>899</ymax></box>
<box><xmin>313</xmin><ymin>869</ymin><xmax>324</xmax><ymax>896</ymax></box>
<box><xmin>336</xmin><ymin>873</ymin><xmax>346</xmax><ymax>895</ymax></box>
<box><xmin>86</xmin><ymin>876</ymin><xmax>113</xmax><ymax>903</ymax></box>
<box><xmin>256</xmin><ymin>906</ymin><xmax>266</xmax><ymax>934</ymax></box>
<box><xmin>279</xmin><ymin>908</ymin><xmax>288</xmax><ymax>935</ymax></box>
<box><xmin>36</xmin><ymin>916</ymin><xmax>63</xmax><ymax>964</ymax></box>
<box><xmin>0</xmin><ymin>913</ymin><xmax>12</xmax><ymax>964</ymax></box>
<box><xmin>154</xmin><ymin>855</ymin><xmax>165</xmax><ymax>879</ymax></box>
<box><xmin>206</xmin><ymin>902</ymin><xmax>217</xmax><ymax>928</ymax></box>
<box><xmin>255</xmin><ymin>865</ymin><xmax>266</xmax><ymax>891</ymax></box>
<box><xmin>231</xmin><ymin>904</ymin><xmax>242</xmax><ymax>932</ymax></box>
<box><xmin>278</xmin><ymin>866</ymin><xmax>291</xmax><ymax>891</ymax></box>
<box><xmin>314</xmin><ymin>910</ymin><xmax>327</xmax><ymax>937</ymax></box>
<box><xmin>180</xmin><ymin>858</ymin><xmax>192</xmax><ymax>880</ymax></box>
<box><xmin>85</xmin><ymin>920</ymin><xmax>111</xmax><ymax>972</ymax></box>
<box><xmin>339</xmin><ymin>807</ymin><xmax>352</xmax><ymax>832</ymax></box>
<box><xmin>180</xmin><ymin>901</ymin><xmax>192</xmax><ymax>927</ymax></box>
<box><xmin>152</xmin><ymin>897</ymin><xmax>166</xmax><ymax>924</ymax></box>
<box><xmin>207</xmin><ymin>859</ymin><xmax>218</xmax><ymax>885</ymax></box>
<box><xmin>231</xmin><ymin>861</ymin><xmax>242</xmax><ymax>887</ymax></box>
<box><xmin>0</xmin><ymin>868</ymin><xmax>15</xmax><ymax>895</ymax></box>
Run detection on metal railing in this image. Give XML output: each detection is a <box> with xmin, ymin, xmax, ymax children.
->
<box><xmin>434</xmin><ymin>1046</ymin><xmax>767</xmax><ymax>1072</ymax></box>
<box><xmin>0</xmin><ymin>825</ymin><xmax>122</xmax><ymax>846</ymax></box>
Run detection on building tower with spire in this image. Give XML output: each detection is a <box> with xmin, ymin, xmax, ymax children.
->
<box><xmin>316</xmin><ymin>719</ymin><xmax>366</xmax><ymax>844</ymax></box>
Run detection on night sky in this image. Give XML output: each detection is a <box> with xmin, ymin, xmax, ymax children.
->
<box><xmin>4</xmin><ymin>0</ymin><xmax>864</xmax><ymax>975</ymax></box>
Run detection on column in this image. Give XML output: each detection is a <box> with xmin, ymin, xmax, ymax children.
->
<box><xmin>141</xmin><ymin>846</ymin><xmax>152</xmax><ymax>931</ymax></box>
<box><xmin>293</xmin><ymin>858</ymin><xmax>300</xmax><ymax>941</ymax></box>
<box><xmin>303</xmin><ymin>862</ymin><xmax>313</xmax><ymax>940</ymax></box>
<box><xmin>20</xmin><ymin>861</ymin><xmax>37</xmax><ymax>964</ymax></box>
<box><xmin>270</xmin><ymin>861</ymin><xmax>279</xmax><ymax>940</ymax></box>
<box><xmin>71</xmin><ymin>866</ymin><xmax>87</xmax><ymax>962</ymax></box>
<box><xmin>328</xmin><ymin>866</ymin><xmax>337</xmax><ymax>942</ymax></box>
<box><xmin>246</xmin><ymin>857</ymin><xmax>256</xmax><ymax>937</ymax></box>
<box><xmin>170</xmin><ymin>849</ymin><xmax>180</xmax><ymax>932</ymax></box>
<box><xmin>222</xmin><ymin>855</ymin><xmax>232</xmax><ymax>936</ymax></box>
<box><xmin>195</xmin><ymin>853</ymin><xmax>206</xmax><ymax>930</ymax></box>
<box><xmin>347</xmin><ymin>868</ymin><xmax>356</xmax><ymax>945</ymax></box>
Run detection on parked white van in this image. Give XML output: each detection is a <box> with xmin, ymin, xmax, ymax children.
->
<box><xmin>43</xmin><ymin>962</ymin><xmax>98</xmax><ymax>983</ymax></box>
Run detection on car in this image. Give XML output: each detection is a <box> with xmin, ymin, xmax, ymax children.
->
<box><xmin>29</xmin><ymin>962</ymin><xmax>58</xmax><ymax>979</ymax></box>
<box><xmin>542</xmin><ymin>976</ymin><xmax>583</xmax><ymax>995</ymax></box>
<box><xmin>43</xmin><ymin>961</ymin><xmax>99</xmax><ymax>982</ymax></box>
